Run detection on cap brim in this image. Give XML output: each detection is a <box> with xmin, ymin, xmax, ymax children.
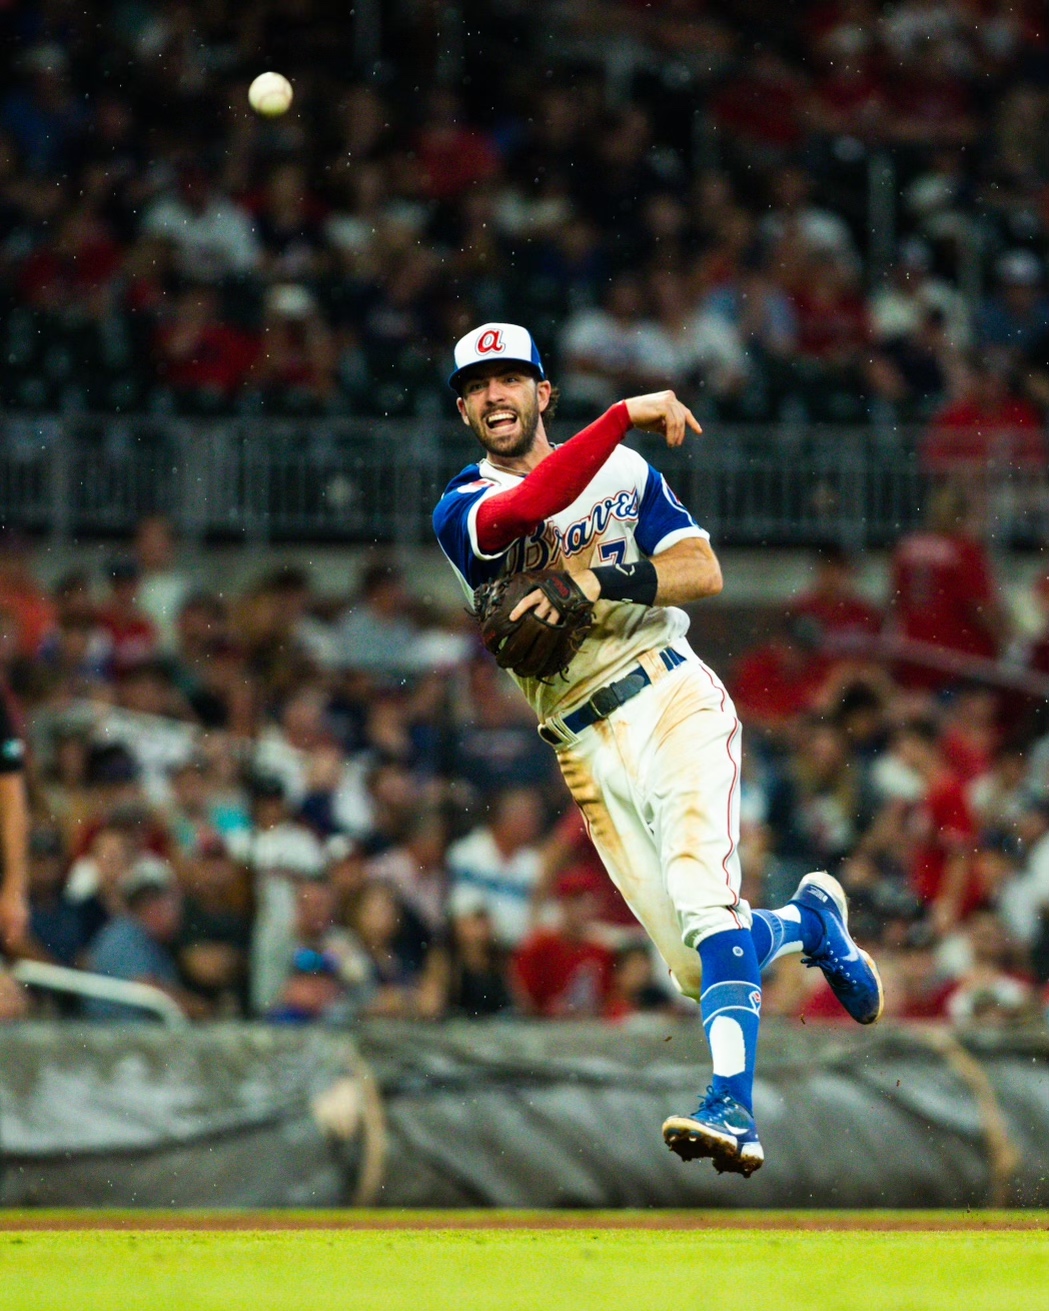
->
<box><xmin>448</xmin><ymin>358</ymin><xmax>545</xmax><ymax>393</ymax></box>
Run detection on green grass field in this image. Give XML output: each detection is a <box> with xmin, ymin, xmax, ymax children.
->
<box><xmin>0</xmin><ymin>1213</ymin><xmax>1045</xmax><ymax>1311</ymax></box>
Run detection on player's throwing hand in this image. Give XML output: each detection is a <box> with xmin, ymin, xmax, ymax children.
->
<box><xmin>624</xmin><ymin>391</ymin><xmax>702</xmax><ymax>448</ymax></box>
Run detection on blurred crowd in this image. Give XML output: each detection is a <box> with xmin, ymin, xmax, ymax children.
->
<box><xmin>0</xmin><ymin>498</ymin><xmax>1045</xmax><ymax>1030</ymax></box>
<box><xmin>1</xmin><ymin>0</ymin><xmax>1049</xmax><ymax>470</ymax></box>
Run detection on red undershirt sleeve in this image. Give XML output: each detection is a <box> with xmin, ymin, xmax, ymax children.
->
<box><xmin>474</xmin><ymin>401</ymin><xmax>632</xmax><ymax>555</ymax></box>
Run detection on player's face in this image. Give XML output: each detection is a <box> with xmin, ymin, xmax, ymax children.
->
<box><xmin>457</xmin><ymin>368</ymin><xmax>549</xmax><ymax>459</ymax></box>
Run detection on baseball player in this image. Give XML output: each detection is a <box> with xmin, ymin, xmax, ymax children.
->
<box><xmin>433</xmin><ymin>323</ymin><xmax>882</xmax><ymax>1176</ymax></box>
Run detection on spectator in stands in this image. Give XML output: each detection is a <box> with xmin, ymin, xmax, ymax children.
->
<box><xmin>248</xmin><ymin>796</ymin><xmax>328</xmax><ymax>1012</ymax></box>
<box><xmin>701</xmin><ymin>259</ymin><xmax>797</xmax><ymax>418</ymax></box>
<box><xmin>712</xmin><ymin>50</ymin><xmax>806</xmax><ymax>164</ymax></box>
<box><xmin>537</xmin><ymin>808</ymin><xmax>637</xmax><ymax>933</ymax></box>
<box><xmin>452</xmin><ymin>657</ymin><xmax>554</xmax><ymax>799</ymax></box>
<box><xmin>512</xmin><ymin>874</ymin><xmax>616</xmax><ymax>1018</ymax></box>
<box><xmin>0</xmin><ymin>531</ymin><xmax>56</xmax><ymax>660</ymax></box>
<box><xmin>247</xmin><ymin>284</ymin><xmax>338</xmax><ymax>413</ymax></box>
<box><xmin>975</xmin><ymin>250</ymin><xmax>1049</xmax><ymax>354</ymax></box>
<box><xmin>870</xmin><ymin>240</ymin><xmax>970</xmax><ymax>350</ymax></box>
<box><xmin>787</xmin><ymin>254</ymin><xmax>871</xmax><ymax>420</ymax></box>
<box><xmin>85</xmin><ymin>855</ymin><xmax>206</xmax><ymax>1020</ymax></box>
<box><xmin>154</xmin><ymin>285</ymin><xmax>258</xmax><ymax>412</ymax></box>
<box><xmin>334</xmin><ymin>562</ymin><xmax>422</xmax><ymax>677</ymax></box>
<box><xmin>944</xmin><ymin>910</ymin><xmax>1034</xmax><ymax>1026</ymax></box>
<box><xmin>24</xmin><ymin>826</ymin><xmax>92</xmax><ymax>968</ymax></box>
<box><xmin>760</xmin><ymin>165</ymin><xmax>859</xmax><ymax>270</ymax></box>
<box><xmin>923</xmin><ymin>352</ymin><xmax>1045</xmax><ymax>474</ymax></box>
<box><xmin>560</xmin><ymin>275</ymin><xmax>665</xmax><ymax>411</ymax></box>
<box><xmin>447</xmin><ymin>787</ymin><xmax>544</xmax><ymax>950</ymax></box>
<box><xmin>887</xmin><ymin>486</ymin><xmax>1004</xmax><ymax>686</ymax></box>
<box><xmin>891</xmin><ymin>720</ymin><xmax>980</xmax><ymax>932</ymax></box>
<box><xmin>176</xmin><ymin>835</ymin><xmax>252</xmax><ymax>1015</ymax></box>
<box><xmin>868</xmin><ymin>305</ymin><xmax>962</xmax><ymax>420</ymax></box>
<box><xmin>416</xmin><ymin>89</ymin><xmax>499</xmax><ymax>202</ymax></box>
<box><xmin>142</xmin><ymin>164</ymin><xmax>260</xmax><ymax>282</ymax></box>
<box><xmin>645</xmin><ymin>267</ymin><xmax>747</xmax><ymax>408</ymax></box>
<box><xmin>363</xmin><ymin>809</ymin><xmax>447</xmax><ymax>936</ymax></box>
<box><xmin>765</xmin><ymin>720</ymin><xmax>865</xmax><ymax>874</ymax></box>
<box><xmin>267</xmin><ymin>947</ymin><xmax>348</xmax><ymax>1024</ymax></box>
<box><xmin>65</xmin><ymin>819</ymin><xmax>135</xmax><ymax>940</ymax></box>
<box><xmin>164</xmin><ymin>755</ymin><xmax>219</xmax><ymax>858</ymax></box>
<box><xmin>134</xmin><ymin>516</ymin><xmax>189</xmax><ymax>652</ymax></box>
<box><xmin>604</xmin><ymin>944</ymin><xmax>676</xmax><ymax>1021</ymax></box>
<box><xmin>344</xmin><ymin>881</ymin><xmax>430</xmax><ymax>1018</ymax></box>
<box><xmin>252</xmin><ymin>161</ymin><xmax>326</xmax><ymax>283</ymax></box>
<box><xmin>731</xmin><ymin>615</ymin><xmax>832</xmax><ymax>735</ymax></box>
<box><xmin>791</xmin><ymin>546</ymin><xmax>882</xmax><ymax>640</ymax></box>
<box><xmin>424</xmin><ymin>885</ymin><xmax>513</xmax><ymax>1019</ymax></box>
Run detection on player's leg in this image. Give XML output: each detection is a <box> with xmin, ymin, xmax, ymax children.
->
<box><xmin>750</xmin><ymin>902</ymin><xmax>816</xmax><ymax>970</ymax></box>
<box><xmin>627</xmin><ymin>661</ymin><xmax>764</xmax><ymax>1173</ymax></box>
<box><xmin>556</xmin><ymin>735</ymin><xmax>704</xmax><ymax>1002</ymax></box>
<box><xmin>757</xmin><ymin>872</ymin><xmax>884</xmax><ymax>1024</ymax></box>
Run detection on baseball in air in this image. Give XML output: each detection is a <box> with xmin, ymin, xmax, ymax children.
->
<box><xmin>248</xmin><ymin>72</ymin><xmax>293</xmax><ymax>117</ymax></box>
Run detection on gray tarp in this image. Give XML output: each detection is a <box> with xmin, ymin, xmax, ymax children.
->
<box><xmin>0</xmin><ymin>1019</ymin><xmax>1045</xmax><ymax>1208</ymax></box>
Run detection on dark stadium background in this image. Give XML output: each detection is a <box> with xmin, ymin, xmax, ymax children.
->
<box><xmin>0</xmin><ymin>0</ymin><xmax>1046</xmax><ymax>1157</ymax></box>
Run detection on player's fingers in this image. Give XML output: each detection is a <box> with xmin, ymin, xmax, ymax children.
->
<box><xmin>509</xmin><ymin>589</ymin><xmax>545</xmax><ymax>622</ymax></box>
<box><xmin>683</xmin><ymin>406</ymin><xmax>702</xmax><ymax>436</ymax></box>
<box><xmin>665</xmin><ymin>402</ymin><xmax>685</xmax><ymax>448</ymax></box>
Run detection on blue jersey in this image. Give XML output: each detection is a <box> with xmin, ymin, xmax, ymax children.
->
<box><xmin>433</xmin><ymin>444</ymin><xmax>706</xmax><ymax>722</ymax></box>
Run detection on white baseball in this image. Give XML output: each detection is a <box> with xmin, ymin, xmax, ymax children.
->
<box><xmin>248</xmin><ymin>72</ymin><xmax>293</xmax><ymax>118</ymax></box>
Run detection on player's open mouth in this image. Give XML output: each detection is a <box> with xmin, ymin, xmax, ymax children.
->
<box><xmin>484</xmin><ymin>410</ymin><xmax>518</xmax><ymax>431</ymax></box>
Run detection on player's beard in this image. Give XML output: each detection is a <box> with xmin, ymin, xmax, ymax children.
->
<box><xmin>468</xmin><ymin>391</ymin><xmax>541</xmax><ymax>460</ymax></box>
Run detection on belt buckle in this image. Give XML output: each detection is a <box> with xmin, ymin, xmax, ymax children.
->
<box><xmin>589</xmin><ymin>685</ymin><xmax>620</xmax><ymax>719</ymax></box>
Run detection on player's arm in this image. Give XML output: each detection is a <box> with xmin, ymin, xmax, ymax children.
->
<box><xmin>476</xmin><ymin>391</ymin><xmax>700</xmax><ymax>555</ymax></box>
<box><xmin>517</xmin><ymin>538</ymin><xmax>720</xmax><ymax>622</ymax></box>
<box><xmin>650</xmin><ymin>536</ymin><xmax>723</xmax><ymax>604</ymax></box>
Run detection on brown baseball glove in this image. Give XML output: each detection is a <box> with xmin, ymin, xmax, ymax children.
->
<box><xmin>473</xmin><ymin>570</ymin><xmax>595</xmax><ymax>681</ymax></box>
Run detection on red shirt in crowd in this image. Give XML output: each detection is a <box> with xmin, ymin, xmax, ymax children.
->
<box><xmin>791</xmin><ymin>591</ymin><xmax>882</xmax><ymax>637</ymax></box>
<box><xmin>907</xmin><ymin>770</ymin><xmax>979</xmax><ymax>911</ymax></box>
<box><xmin>889</xmin><ymin>530</ymin><xmax>999</xmax><ymax>675</ymax></box>
<box><xmin>923</xmin><ymin>397</ymin><xmax>1045</xmax><ymax>473</ymax></box>
<box><xmin>731</xmin><ymin>642</ymin><xmax>831</xmax><ymax>728</ymax></box>
<box><xmin>550</xmin><ymin>809</ymin><xmax>636</xmax><ymax>928</ymax></box>
<box><xmin>512</xmin><ymin>931</ymin><xmax>615</xmax><ymax>1018</ymax></box>
<box><xmin>812</xmin><ymin>67</ymin><xmax>886</xmax><ymax>133</ymax></box>
<box><xmin>97</xmin><ymin>607</ymin><xmax>158</xmax><ymax>672</ymax></box>
<box><xmin>155</xmin><ymin>324</ymin><xmax>259</xmax><ymax>398</ymax></box>
<box><xmin>791</xmin><ymin>287</ymin><xmax>869</xmax><ymax>360</ymax></box>
<box><xmin>940</xmin><ymin>725</ymin><xmax>995</xmax><ymax>785</ymax></box>
<box><xmin>417</xmin><ymin>126</ymin><xmax>499</xmax><ymax>201</ymax></box>
<box><xmin>0</xmin><ymin>583</ymin><xmax>57</xmax><ymax>659</ymax></box>
<box><xmin>712</xmin><ymin>68</ymin><xmax>805</xmax><ymax>150</ymax></box>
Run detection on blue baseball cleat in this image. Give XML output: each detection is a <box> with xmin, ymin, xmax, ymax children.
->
<box><xmin>791</xmin><ymin>871</ymin><xmax>884</xmax><ymax>1025</ymax></box>
<box><xmin>662</xmin><ymin>1088</ymin><xmax>764</xmax><ymax>1176</ymax></box>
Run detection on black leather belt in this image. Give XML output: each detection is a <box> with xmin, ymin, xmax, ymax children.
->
<box><xmin>539</xmin><ymin>646</ymin><xmax>686</xmax><ymax>745</ymax></box>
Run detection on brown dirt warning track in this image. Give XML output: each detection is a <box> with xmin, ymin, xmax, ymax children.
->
<box><xmin>0</xmin><ymin>1210</ymin><xmax>1044</xmax><ymax>1232</ymax></box>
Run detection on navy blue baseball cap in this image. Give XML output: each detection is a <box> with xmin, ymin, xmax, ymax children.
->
<box><xmin>448</xmin><ymin>322</ymin><xmax>546</xmax><ymax>392</ymax></box>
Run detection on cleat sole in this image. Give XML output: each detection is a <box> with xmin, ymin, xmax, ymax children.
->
<box><xmin>713</xmin><ymin>1142</ymin><xmax>765</xmax><ymax>1177</ymax></box>
<box><xmin>661</xmin><ymin>1116</ymin><xmax>763</xmax><ymax>1176</ymax></box>
<box><xmin>859</xmin><ymin>947</ymin><xmax>885</xmax><ymax>1024</ymax></box>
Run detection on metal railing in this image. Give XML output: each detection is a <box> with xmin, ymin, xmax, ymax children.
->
<box><xmin>11</xmin><ymin>959</ymin><xmax>187</xmax><ymax>1025</ymax></box>
<box><xmin>0</xmin><ymin>415</ymin><xmax>1045</xmax><ymax>549</ymax></box>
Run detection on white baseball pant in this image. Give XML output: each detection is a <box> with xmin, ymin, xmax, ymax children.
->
<box><xmin>551</xmin><ymin>645</ymin><xmax>748</xmax><ymax>1002</ymax></box>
